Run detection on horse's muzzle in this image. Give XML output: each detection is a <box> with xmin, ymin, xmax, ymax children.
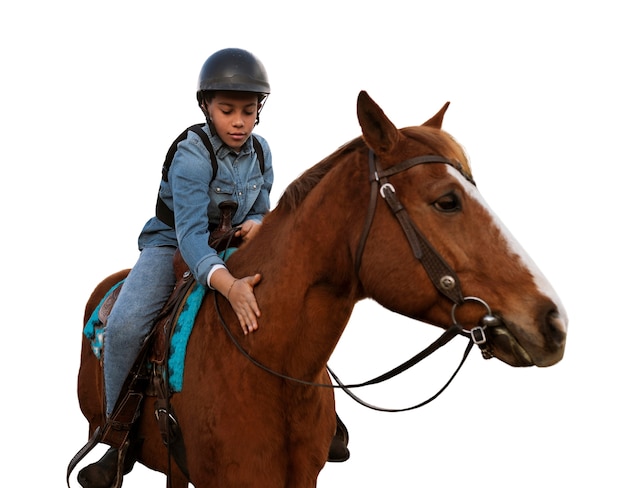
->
<box><xmin>486</xmin><ymin>308</ymin><xmax>567</xmax><ymax>367</ymax></box>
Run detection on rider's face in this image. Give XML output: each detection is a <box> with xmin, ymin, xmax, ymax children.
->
<box><xmin>205</xmin><ymin>91</ymin><xmax>259</xmax><ymax>151</ymax></box>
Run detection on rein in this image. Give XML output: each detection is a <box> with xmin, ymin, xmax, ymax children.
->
<box><xmin>215</xmin><ymin>293</ymin><xmax>476</xmax><ymax>411</ymax></box>
<box><xmin>215</xmin><ymin>149</ymin><xmax>496</xmax><ymax>412</ymax></box>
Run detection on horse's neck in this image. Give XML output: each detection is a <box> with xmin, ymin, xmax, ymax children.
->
<box><xmin>235</xmin><ymin>211</ymin><xmax>359</xmax><ymax>378</ymax></box>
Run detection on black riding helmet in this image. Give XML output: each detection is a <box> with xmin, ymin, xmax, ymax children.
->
<box><xmin>197</xmin><ymin>48</ymin><xmax>270</xmax><ymax>124</ymax></box>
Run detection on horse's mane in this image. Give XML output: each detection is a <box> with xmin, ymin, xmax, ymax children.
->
<box><xmin>276</xmin><ymin>137</ymin><xmax>363</xmax><ymax>213</ymax></box>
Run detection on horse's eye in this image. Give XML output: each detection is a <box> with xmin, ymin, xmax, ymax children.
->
<box><xmin>433</xmin><ymin>193</ymin><xmax>461</xmax><ymax>213</ymax></box>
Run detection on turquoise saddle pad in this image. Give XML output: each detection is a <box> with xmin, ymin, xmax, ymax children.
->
<box><xmin>83</xmin><ymin>247</ymin><xmax>236</xmax><ymax>392</ymax></box>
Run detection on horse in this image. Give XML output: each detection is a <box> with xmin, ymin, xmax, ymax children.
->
<box><xmin>74</xmin><ymin>91</ymin><xmax>567</xmax><ymax>487</ymax></box>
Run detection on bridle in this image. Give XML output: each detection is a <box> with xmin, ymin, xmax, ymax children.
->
<box><xmin>354</xmin><ymin>148</ymin><xmax>501</xmax><ymax>341</ymax></box>
<box><xmin>355</xmin><ymin>150</ymin><xmax>470</xmax><ymax>303</ymax></box>
<box><xmin>215</xmin><ymin>148</ymin><xmax>502</xmax><ymax>412</ymax></box>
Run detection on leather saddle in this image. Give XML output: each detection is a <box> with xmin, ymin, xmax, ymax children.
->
<box><xmin>88</xmin><ymin>200</ymin><xmax>243</xmax><ymax>476</ymax></box>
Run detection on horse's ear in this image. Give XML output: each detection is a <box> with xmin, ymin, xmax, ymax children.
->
<box><xmin>357</xmin><ymin>91</ymin><xmax>400</xmax><ymax>155</ymax></box>
<box><xmin>422</xmin><ymin>102</ymin><xmax>450</xmax><ymax>129</ymax></box>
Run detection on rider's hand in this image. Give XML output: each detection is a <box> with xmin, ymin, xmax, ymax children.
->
<box><xmin>211</xmin><ymin>268</ymin><xmax>262</xmax><ymax>335</ymax></box>
<box><xmin>235</xmin><ymin>220</ymin><xmax>262</xmax><ymax>242</ymax></box>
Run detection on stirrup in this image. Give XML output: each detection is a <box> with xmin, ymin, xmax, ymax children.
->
<box><xmin>75</xmin><ymin>439</ymin><xmax>134</xmax><ymax>488</ymax></box>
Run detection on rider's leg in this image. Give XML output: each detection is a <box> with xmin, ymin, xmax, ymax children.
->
<box><xmin>103</xmin><ymin>245</ymin><xmax>176</xmax><ymax>416</ymax></box>
<box><xmin>78</xmin><ymin>246</ymin><xmax>176</xmax><ymax>488</ymax></box>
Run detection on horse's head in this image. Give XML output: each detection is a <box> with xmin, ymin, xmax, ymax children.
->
<box><xmin>354</xmin><ymin>91</ymin><xmax>567</xmax><ymax>367</ymax></box>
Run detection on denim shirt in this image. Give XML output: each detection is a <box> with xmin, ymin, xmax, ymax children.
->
<box><xmin>138</xmin><ymin>124</ymin><xmax>273</xmax><ymax>285</ymax></box>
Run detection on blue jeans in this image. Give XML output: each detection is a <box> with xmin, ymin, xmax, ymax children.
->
<box><xmin>103</xmin><ymin>246</ymin><xmax>176</xmax><ymax>416</ymax></box>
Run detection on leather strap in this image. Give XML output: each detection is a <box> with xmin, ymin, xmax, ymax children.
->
<box><xmin>378</xmin><ymin>179</ymin><xmax>464</xmax><ymax>304</ymax></box>
<box><xmin>66</xmin><ymin>426</ymin><xmax>102</xmax><ymax>487</ymax></box>
<box><xmin>66</xmin><ymin>329</ymin><xmax>153</xmax><ymax>487</ymax></box>
<box><xmin>355</xmin><ymin>150</ymin><xmax>466</xmax><ymax>305</ymax></box>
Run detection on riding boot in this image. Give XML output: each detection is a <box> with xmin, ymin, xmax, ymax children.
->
<box><xmin>327</xmin><ymin>413</ymin><xmax>350</xmax><ymax>462</ymax></box>
<box><xmin>77</xmin><ymin>440</ymin><xmax>139</xmax><ymax>488</ymax></box>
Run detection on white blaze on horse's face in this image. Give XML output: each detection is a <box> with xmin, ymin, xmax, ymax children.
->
<box><xmin>448</xmin><ymin>165</ymin><xmax>568</xmax><ymax>365</ymax></box>
<box><xmin>451</xmin><ymin>166</ymin><xmax>566</xmax><ymax>317</ymax></box>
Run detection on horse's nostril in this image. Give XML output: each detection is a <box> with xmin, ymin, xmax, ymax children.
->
<box><xmin>546</xmin><ymin>310</ymin><xmax>567</xmax><ymax>345</ymax></box>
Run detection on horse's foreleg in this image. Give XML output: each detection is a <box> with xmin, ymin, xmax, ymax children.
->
<box><xmin>165</xmin><ymin>473</ymin><xmax>189</xmax><ymax>488</ymax></box>
<box><xmin>284</xmin><ymin>389</ymin><xmax>336</xmax><ymax>487</ymax></box>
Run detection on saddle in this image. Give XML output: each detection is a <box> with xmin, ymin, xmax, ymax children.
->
<box><xmin>67</xmin><ymin>201</ymin><xmax>242</xmax><ymax>486</ymax></box>
<box><xmin>77</xmin><ymin>250</ymin><xmax>197</xmax><ymax>483</ymax></box>
<box><xmin>97</xmin><ymin>199</ymin><xmax>241</xmax><ymax>380</ymax></box>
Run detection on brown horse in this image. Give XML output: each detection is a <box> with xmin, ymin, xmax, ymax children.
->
<box><xmin>74</xmin><ymin>91</ymin><xmax>567</xmax><ymax>487</ymax></box>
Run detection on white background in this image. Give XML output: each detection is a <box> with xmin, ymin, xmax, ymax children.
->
<box><xmin>1</xmin><ymin>1</ymin><xmax>624</xmax><ymax>486</ymax></box>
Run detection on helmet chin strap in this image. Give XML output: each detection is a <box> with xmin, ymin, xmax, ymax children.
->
<box><xmin>206</xmin><ymin>116</ymin><xmax>217</xmax><ymax>136</ymax></box>
<box><xmin>256</xmin><ymin>94</ymin><xmax>268</xmax><ymax>126</ymax></box>
<box><xmin>198</xmin><ymin>101</ymin><xmax>217</xmax><ymax>136</ymax></box>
